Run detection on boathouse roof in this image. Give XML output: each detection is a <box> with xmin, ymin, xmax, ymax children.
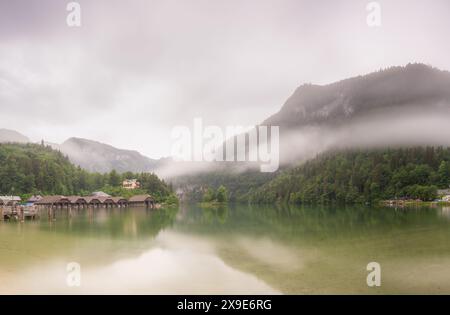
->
<box><xmin>128</xmin><ymin>194</ymin><xmax>154</xmax><ymax>202</ymax></box>
<box><xmin>35</xmin><ymin>196</ymin><xmax>69</xmax><ymax>205</ymax></box>
<box><xmin>27</xmin><ymin>195</ymin><xmax>43</xmax><ymax>203</ymax></box>
<box><xmin>0</xmin><ymin>196</ymin><xmax>21</xmax><ymax>202</ymax></box>
<box><xmin>91</xmin><ymin>191</ymin><xmax>111</xmax><ymax>197</ymax></box>
<box><xmin>84</xmin><ymin>196</ymin><xmax>101</xmax><ymax>204</ymax></box>
<box><xmin>97</xmin><ymin>196</ymin><xmax>115</xmax><ymax>203</ymax></box>
<box><xmin>67</xmin><ymin>196</ymin><xmax>87</xmax><ymax>204</ymax></box>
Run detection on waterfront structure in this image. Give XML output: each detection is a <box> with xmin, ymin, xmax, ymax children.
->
<box><xmin>35</xmin><ymin>196</ymin><xmax>70</xmax><ymax>208</ymax></box>
<box><xmin>122</xmin><ymin>179</ymin><xmax>140</xmax><ymax>190</ymax></box>
<box><xmin>67</xmin><ymin>196</ymin><xmax>88</xmax><ymax>207</ymax></box>
<box><xmin>0</xmin><ymin>196</ymin><xmax>21</xmax><ymax>206</ymax></box>
<box><xmin>128</xmin><ymin>194</ymin><xmax>155</xmax><ymax>207</ymax></box>
<box><xmin>91</xmin><ymin>191</ymin><xmax>111</xmax><ymax>197</ymax></box>
<box><xmin>27</xmin><ymin>195</ymin><xmax>43</xmax><ymax>204</ymax></box>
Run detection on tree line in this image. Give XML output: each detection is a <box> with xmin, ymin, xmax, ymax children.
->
<box><xmin>247</xmin><ymin>147</ymin><xmax>450</xmax><ymax>204</ymax></box>
<box><xmin>0</xmin><ymin>143</ymin><xmax>176</xmax><ymax>203</ymax></box>
<box><xmin>202</xmin><ymin>185</ymin><xmax>229</xmax><ymax>203</ymax></box>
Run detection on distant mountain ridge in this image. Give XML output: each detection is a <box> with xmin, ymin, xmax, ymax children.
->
<box><xmin>253</xmin><ymin>63</ymin><xmax>450</xmax><ymax>165</ymax></box>
<box><xmin>264</xmin><ymin>63</ymin><xmax>450</xmax><ymax>128</ymax></box>
<box><xmin>0</xmin><ymin>129</ymin><xmax>166</xmax><ymax>174</ymax></box>
<box><xmin>3</xmin><ymin>63</ymin><xmax>450</xmax><ymax>175</ymax></box>
<box><xmin>58</xmin><ymin>137</ymin><xmax>162</xmax><ymax>173</ymax></box>
<box><xmin>0</xmin><ymin>129</ymin><xmax>30</xmax><ymax>143</ymax></box>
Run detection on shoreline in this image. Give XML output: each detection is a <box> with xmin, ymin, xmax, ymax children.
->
<box><xmin>381</xmin><ymin>200</ymin><xmax>450</xmax><ymax>207</ymax></box>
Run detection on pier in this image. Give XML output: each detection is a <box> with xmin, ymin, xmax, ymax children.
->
<box><xmin>1</xmin><ymin>205</ymin><xmax>39</xmax><ymax>221</ymax></box>
<box><xmin>1</xmin><ymin>194</ymin><xmax>155</xmax><ymax>222</ymax></box>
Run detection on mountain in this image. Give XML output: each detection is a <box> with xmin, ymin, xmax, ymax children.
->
<box><xmin>253</xmin><ymin>63</ymin><xmax>450</xmax><ymax>164</ymax></box>
<box><xmin>58</xmin><ymin>137</ymin><xmax>162</xmax><ymax>173</ymax></box>
<box><xmin>175</xmin><ymin>64</ymin><xmax>450</xmax><ymax>199</ymax></box>
<box><xmin>264</xmin><ymin>63</ymin><xmax>450</xmax><ymax>128</ymax></box>
<box><xmin>0</xmin><ymin>128</ymin><xmax>30</xmax><ymax>143</ymax></box>
<box><xmin>2</xmin><ymin>63</ymin><xmax>449</xmax><ymax>177</ymax></box>
<box><xmin>0</xmin><ymin>142</ymin><xmax>174</xmax><ymax>200</ymax></box>
<box><xmin>0</xmin><ymin>142</ymin><xmax>85</xmax><ymax>195</ymax></box>
<box><xmin>0</xmin><ymin>129</ymin><xmax>170</xmax><ymax>174</ymax></box>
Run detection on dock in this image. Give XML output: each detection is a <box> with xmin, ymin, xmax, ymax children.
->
<box><xmin>1</xmin><ymin>194</ymin><xmax>156</xmax><ymax>222</ymax></box>
<box><xmin>1</xmin><ymin>206</ymin><xmax>39</xmax><ymax>221</ymax></box>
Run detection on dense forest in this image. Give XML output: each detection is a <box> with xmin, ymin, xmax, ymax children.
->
<box><xmin>4</xmin><ymin>143</ymin><xmax>450</xmax><ymax>205</ymax></box>
<box><xmin>247</xmin><ymin>147</ymin><xmax>450</xmax><ymax>204</ymax></box>
<box><xmin>0</xmin><ymin>143</ymin><xmax>175</xmax><ymax>203</ymax></box>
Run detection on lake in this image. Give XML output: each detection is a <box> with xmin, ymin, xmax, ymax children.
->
<box><xmin>1</xmin><ymin>204</ymin><xmax>450</xmax><ymax>294</ymax></box>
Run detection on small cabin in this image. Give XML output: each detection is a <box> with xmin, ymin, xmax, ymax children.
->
<box><xmin>122</xmin><ymin>179</ymin><xmax>140</xmax><ymax>190</ymax></box>
<box><xmin>128</xmin><ymin>194</ymin><xmax>154</xmax><ymax>208</ymax></box>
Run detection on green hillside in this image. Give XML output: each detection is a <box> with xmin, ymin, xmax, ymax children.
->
<box><xmin>0</xmin><ymin>143</ymin><xmax>174</xmax><ymax>202</ymax></box>
<box><xmin>247</xmin><ymin>147</ymin><xmax>450</xmax><ymax>204</ymax></box>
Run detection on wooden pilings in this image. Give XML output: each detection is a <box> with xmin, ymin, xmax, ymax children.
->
<box><xmin>47</xmin><ymin>206</ymin><xmax>55</xmax><ymax>221</ymax></box>
<box><xmin>1</xmin><ymin>201</ymin><xmax>148</xmax><ymax>223</ymax></box>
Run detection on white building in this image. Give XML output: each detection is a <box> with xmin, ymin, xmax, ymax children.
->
<box><xmin>122</xmin><ymin>179</ymin><xmax>140</xmax><ymax>190</ymax></box>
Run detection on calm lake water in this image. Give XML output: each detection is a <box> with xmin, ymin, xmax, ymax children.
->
<box><xmin>1</xmin><ymin>204</ymin><xmax>450</xmax><ymax>294</ymax></box>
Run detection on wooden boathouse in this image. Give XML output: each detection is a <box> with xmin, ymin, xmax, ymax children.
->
<box><xmin>128</xmin><ymin>194</ymin><xmax>155</xmax><ymax>208</ymax></box>
<box><xmin>98</xmin><ymin>197</ymin><xmax>116</xmax><ymax>208</ymax></box>
<box><xmin>35</xmin><ymin>196</ymin><xmax>71</xmax><ymax>208</ymax></box>
<box><xmin>84</xmin><ymin>196</ymin><xmax>102</xmax><ymax>208</ymax></box>
<box><xmin>111</xmin><ymin>197</ymin><xmax>128</xmax><ymax>207</ymax></box>
<box><xmin>34</xmin><ymin>195</ymin><xmax>153</xmax><ymax>208</ymax></box>
<box><xmin>0</xmin><ymin>196</ymin><xmax>21</xmax><ymax>206</ymax></box>
<box><xmin>67</xmin><ymin>196</ymin><xmax>88</xmax><ymax>208</ymax></box>
<box><xmin>1</xmin><ymin>196</ymin><xmax>39</xmax><ymax>221</ymax></box>
<box><xmin>2</xmin><ymin>193</ymin><xmax>155</xmax><ymax>222</ymax></box>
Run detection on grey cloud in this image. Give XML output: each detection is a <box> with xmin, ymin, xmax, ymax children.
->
<box><xmin>0</xmin><ymin>0</ymin><xmax>450</xmax><ymax>158</ymax></box>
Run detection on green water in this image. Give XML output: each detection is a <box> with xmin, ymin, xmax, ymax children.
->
<box><xmin>1</xmin><ymin>204</ymin><xmax>450</xmax><ymax>294</ymax></box>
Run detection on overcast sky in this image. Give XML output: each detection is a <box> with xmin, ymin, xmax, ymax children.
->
<box><xmin>0</xmin><ymin>0</ymin><xmax>449</xmax><ymax>158</ymax></box>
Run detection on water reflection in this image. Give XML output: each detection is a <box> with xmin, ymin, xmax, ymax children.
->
<box><xmin>39</xmin><ymin>207</ymin><xmax>178</xmax><ymax>239</ymax></box>
<box><xmin>1</xmin><ymin>204</ymin><xmax>450</xmax><ymax>294</ymax></box>
<box><xmin>440</xmin><ymin>207</ymin><xmax>450</xmax><ymax>220</ymax></box>
<box><xmin>9</xmin><ymin>231</ymin><xmax>278</xmax><ymax>294</ymax></box>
